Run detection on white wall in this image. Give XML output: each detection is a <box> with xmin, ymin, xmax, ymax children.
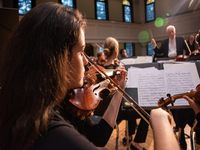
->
<box><xmin>86</xmin><ymin>10</ymin><xmax>200</xmax><ymax>55</ymax></box>
<box><xmin>2</xmin><ymin>0</ymin><xmax>200</xmax><ymax>56</ymax></box>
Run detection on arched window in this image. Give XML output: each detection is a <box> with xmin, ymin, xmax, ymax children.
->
<box><xmin>145</xmin><ymin>0</ymin><xmax>155</xmax><ymax>22</ymax></box>
<box><xmin>13</xmin><ymin>0</ymin><xmax>36</xmax><ymax>15</ymax></box>
<box><xmin>147</xmin><ymin>42</ymin><xmax>155</xmax><ymax>56</ymax></box>
<box><xmin>122</xmin><ymin>0</ymin><xmax>132</xmax><ymax>23</ymax></box>
<box><xmin>125</xmin><ymin>43</ymin><xmax>135</xmax><ymax>56</ymax></box>
<box><xmin>95</xmin><ymin>0</ymin><xmax>108</xmax><ymax>20</ymax></box>
<box><xmin>59</xmin><ymin>0</ymin><xmax>76</xmax><ymax>9</ymax></box>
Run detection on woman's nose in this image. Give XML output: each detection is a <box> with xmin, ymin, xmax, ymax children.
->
<box><xmin>83</xmin><ymin>55</ymin><xmax>88</xmax><ymax>66</ymax></box>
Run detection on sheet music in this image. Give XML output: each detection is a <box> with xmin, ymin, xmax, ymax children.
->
<box><xmin>137</xmin><ymin>70</ymin><xmax>167</xmax><ymax>106</ymax></box>
<box><xmin>121</xmin><ymin>56</ymin><xmax>153</xmax><ymax>65</ymax></box>
<box><xmin>165</xmin><ymin>70</ymin><xmax>196</xmax><ymax>106</ymax></box>
<box><xmin>126</xmin><ymin>67</ymin><xmax>158</xmax><ymax>88</ymax></box>
<box><xmin>126</xmin><ymin>63</ymin><xmax>200</xmax><ymax>107</ymax></box>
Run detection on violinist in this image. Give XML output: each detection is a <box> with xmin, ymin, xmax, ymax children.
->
<box><xmin>120</xmin><ymin>48</ymin><xmax>129</xmax><ymax>58</ymax></box>
<box><xmin>102</xmin><ymin>37</ymin><xmax>150</xmax><ymax>150</ymax></box>
<box><xmin>96</xmin><ymin>51</ymin><xmax>106</xmax><ymax>66</ymax></box>
<box><xmin>0</xmin><ymin>2</ymin><xmax>127</xmax><ymax>150</ymax></box>
<box><xmin>183</xmin><ymin>89</ymin><xmax>200</xmax><ymax>149</ymax></box>
<box><xmin>186</xmin><ymin>30</ymin><xmax>200</xmax><ymax>61</ymax></box>
<box><xmin>187</xmin><ymin>34</ymin><xmax>195</xmax><ymax>52</ymax></box>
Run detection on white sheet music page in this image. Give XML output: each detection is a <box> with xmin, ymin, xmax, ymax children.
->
<box><xmin>126</xmin><ymin>62</ymin><xmax>200</xmax><ymax>107</ymax></box>
<box><xmin>137</xmin><ymin>69</ymin><xmax>167</xmax><ymax>107</ymax></box>
<box><xmin>164</xmin><ymin>63</ymin><xmax>200</xmax><ymax>106</ymax></box>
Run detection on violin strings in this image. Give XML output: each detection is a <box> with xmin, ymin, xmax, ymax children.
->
<box><xmin>85</xmin><ymin>54</ymin><xmax>150</xmax><ymax>124</ymax></box>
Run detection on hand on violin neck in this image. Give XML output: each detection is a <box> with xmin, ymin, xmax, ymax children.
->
<box><xmin>183</xmin><ymin>95</ymin><xmax>200</xmax><ymax>115</ymax></box>
<box><xmin>114</xmin><ymin>66</ymin><xmax>127</xmax><ymax>90</ymax></box>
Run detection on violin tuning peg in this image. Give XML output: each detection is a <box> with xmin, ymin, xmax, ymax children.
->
<box><xmin>161</xmin><ymin>97</ymin><xmax>165</xmax><ymax>102</ymax></box>
<box><xmin>167</xmin><ymin>93</ymin><xmax>171</xmax><ymax>98</ymax></box>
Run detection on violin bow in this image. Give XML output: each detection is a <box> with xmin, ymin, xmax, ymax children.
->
<box><xmin>84</xmin><ymin>52</ymin><xmax>150</xmax><ymax>124</ymax></box>
<box><xmin>184</xmin><ymin>39</ymin><xmax>192</xmax><ymax>54</ymax></box>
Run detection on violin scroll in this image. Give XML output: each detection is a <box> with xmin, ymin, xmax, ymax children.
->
<box><xmin>158</xmin><ymin>84</ymin><xmax>200</xmax><ymax>107</ymax></box>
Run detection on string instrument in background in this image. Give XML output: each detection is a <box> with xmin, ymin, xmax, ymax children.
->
<box><xmin>158</xmin><ymin>84</ymin><xmax>200</xmax><ymax>108</ymax></box>
<box><xmin>175</xmin><ymin>40</ymin><xmax>200</xmax><ymax>61</ymax></box>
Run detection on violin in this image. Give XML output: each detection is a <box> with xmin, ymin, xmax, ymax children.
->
<box><xmin>158</xmin><ymin>84</ymin><xmax>200</xmax><ymax>108</ymax></box>
<box><xmin>175</xmin><ymin>40</ymin><xmax>200</xmax><ymax>61</ymax></box>
<box><xmin>175</xmin><ymin>50</ymin><xmax>200</xmax><ymax>61</ymax></box>
<box><xmin>63</xmin><ymin>52</ymin><xmax>150</xmax><ymax>124</ymax></box>
<box><xmin>63</xmin><ymin>64</ymin><xmax>118</xmax><ymax>120</ymax></box>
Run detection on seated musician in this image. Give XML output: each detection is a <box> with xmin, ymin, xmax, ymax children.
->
<box><xmin>96</xmin><ymin>51</ymin><xmax>106</xmax><ymax>66</ymax></box>
<box><xmin>120</xmin><ymin>48</ymin><xmax>129</xmax><ymax>58</ymax></box>
<box><xmin>187</xmin><ymin>34</ymin><xmax>195</xmax><ymax>52</ymax></box>
<box><xmin>183</xmin><ymin>85</ymin><xmax>200</xmax><ymax>149</ymax></box>
<box><xmin>101</xmin><ymin>37</ymin><xmax>150</xmax><ymax>150</ymax></box>
<box><xmin>187</xmin><ymin>30</ymin><xmax>200</xmax><ymax>61</ymax></box>
<box><xmin>152</xmin><ymin>25</ymin><xmax>193</xmax><ymax>150</ymax></box>
<box><xmin>0</xmin><ymin>3</ymin><xmax>126</xmax><ymax>149</ymax></box>
<box><xmin>0</xmin><ymin>2</ymin><xmax>181</xmax><ymax>150</ymax></box>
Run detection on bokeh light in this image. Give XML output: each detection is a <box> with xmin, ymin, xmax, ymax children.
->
<box><xmin>154</xmin><ymin>17</ymin><xmax>164</xmax><ymax>27</ymax></box>
<box><xmin>162</xmin><ymin>17</ymin><xmax>168</xmax><ymax>26</ymax></box>
<box><xmin>138</xmin><ymin>31</ymin><xmax>149</xmax><ymax>43</ymax></box>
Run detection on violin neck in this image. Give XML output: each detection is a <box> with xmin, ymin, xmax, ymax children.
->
<box><xmin>173</xmin><ymin>92</ymin><xmax>195</xmax><ymax>100</ymax></box>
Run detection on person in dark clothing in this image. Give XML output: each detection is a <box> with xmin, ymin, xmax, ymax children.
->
<box><xmin>183</xmin><ymin>85</ymin><xmax>200</xmax><ymax>149</ymax></box>
<box><xmin>120</xmin><ymin>48</ymin><xmax>129</xmax><ymax>58</ymax></box>
<box><xmin>96</xmin><ymin>51</ymin><xmax>106</xmax><ymax>66</ymax></box>
<box><xmin>187</xmin><ymin>30</ymin><xmax>200</xmax><ymax>61</ymax></box>
<box><xmin>0</xmin><ymin>2</ymin><xmax>127</xmax><ymax>150</ymax></box>
<box><xmin>151</xmin><ymin>25</ymin><xmax>190</xmax><ymax>57</ymax></box>
<box><xmin>187</xmin><ymin>34</ymin><xmax>195</xmax><ymax>52</ymax></box>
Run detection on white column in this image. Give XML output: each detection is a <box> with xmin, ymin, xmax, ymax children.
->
<box><xmin>140</xmin><ymin>43</ymin><xmax>148</xmax><ymax>56</ymax></box>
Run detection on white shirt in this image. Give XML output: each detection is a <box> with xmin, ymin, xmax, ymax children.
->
<box><xmin>168</xmin><ymin>37</ymin><xmax>177</xmax><ymax>57</ymax></box>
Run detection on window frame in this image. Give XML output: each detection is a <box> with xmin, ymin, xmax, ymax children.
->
<box><xmin>59</xmin><ymin>0</ymin><xmax>76</xmax><ymax>9</ymax></box>
<box><xmin>122</xmin><ymin>0</ymin><xmax>133</xmax><ymax>23</ymax></box>
<box><xmin>13</xmin><ymin>0</ymin><xmax>36</xmax><ymax>15</ymax></box>
<box><xmin>124</xmin><ymin>43</ymin><xmax>135</xmax><ymax>56</ymax></box>
<box><xmin>146</xmin><ymin>42</ymin><xmax>155</xmax><ymax>56</ymax></box>
<box><xmin>95</xmin><ymin>0</ymin><xmax>109</xmax><ymax>20</ymax></box>
<box><xmin>145</xmin><ymin>0</ymin><xmax>155</xmax><ymax>23</ymax></box>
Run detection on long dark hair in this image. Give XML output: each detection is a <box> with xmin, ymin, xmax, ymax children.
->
<box><xmin>0</xmin><ymin>2</ymin><xmax>86</xmax><ymax>150</ymax></box>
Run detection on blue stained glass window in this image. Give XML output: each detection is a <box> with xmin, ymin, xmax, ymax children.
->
<box><xmin>99</xmin><ymin>45</ymin><xmax>104</xmax><ymax>52</ymax></box>
<box><xmin>125</xmin><ymin>43</ymin><xmax>133</xmax><ymax>56</ymax></box>
<box><xmin>146</xmin><ymin>3</ymin><xmax>155</xmax><ymax>22</ymax></box>
<box><xmin>147</xmin><ymin>42</ymin><xmax>155</xmax><ymax>55</ymax></box>
<box><xmin>124</xmin><ymin>6</ymin><xmax>131</xmax><ymax>22</ymax></box>
<box><xmin>96</xmin><ymin>1</ymin><xmax>106</xmax><ymax>20</ymax></box>
<box><xmin>61</xmin><ymin>0</ymin><xmax>73</xmax><ymax>8</ymax></box>
<box><xmin>18</xmin><ymin>0</ymin><xmax>32</xmax><ymax>15</ymax></box>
